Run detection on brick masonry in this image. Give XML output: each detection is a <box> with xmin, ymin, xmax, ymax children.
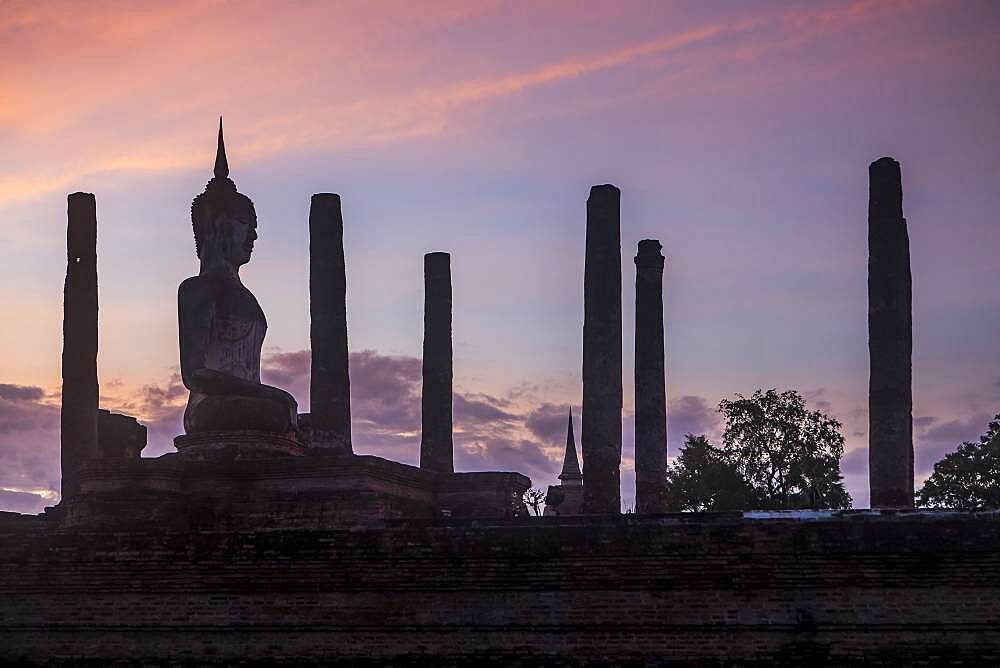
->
<box><xmin>2</xmin><ymin>511</ymin><xmax>999</xmax><ymax>665</ymax></box>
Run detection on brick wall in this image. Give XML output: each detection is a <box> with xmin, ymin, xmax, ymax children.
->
<box><xmin>2</xmin><ymin>511</ymin><xmax>999</xmax><ymax>665</ymax></box>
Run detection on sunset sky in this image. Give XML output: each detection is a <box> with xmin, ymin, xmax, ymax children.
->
<box><xmin>1</xmin><ymin>0</ymin><xmax>998</xmax><ymax>514</ymax></box>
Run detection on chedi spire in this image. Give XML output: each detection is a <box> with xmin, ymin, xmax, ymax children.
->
<box><xmin>559</xmin><ymin>408</ymin><xmax>582</xmax><ymax>485</ymax></box>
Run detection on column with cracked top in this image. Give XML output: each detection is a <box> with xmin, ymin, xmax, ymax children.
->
<box><xmin>61</xmin><ymin>192</ymin><xmax>100</xmax><ymax>500</ymax></box>
<box><xmin>634</xmin><ymin>239</ymin><xmax>667</xmax><ymax>514</ymax></box>
<box><xmin>868</xmin><ymin>157</ymin><xmax>914</xmax><ymax>509</ymax></box>
<box><xmin>582</xmin><ymin>184</ymin><xmax>623</xmax><ymax>513</ymax></box>
<box><xmin>309</xmin><ymin>193</ymin><xmax>352</xmax><ymax>452</ymax></box>
<box><xmin>420</xmin><ymin>252</ymin><xmax>454</xmax><ymax>473</ymax></box>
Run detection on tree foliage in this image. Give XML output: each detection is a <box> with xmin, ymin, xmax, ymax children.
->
<box><xmin>665</xmin><ymin>389</ymin><xmax>852</xmax><ymax>511</ymax></box>
<box><xmin>719</xmin><ymin>389</ymin><xmax>851</xmax><ymax>510</ymax></box>
<box><xmin>916</xmin><ymin>414</ymin><xmax>1000</xmax><ymax>510</ymax></box>
<box><xmin>664</xmin><ymin>435</ymin><xmax>752</xmax><ymax>511</ymax></box>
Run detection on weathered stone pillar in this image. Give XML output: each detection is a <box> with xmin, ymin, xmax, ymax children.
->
<box><xmin>868</xmin><ymin>157</ymin><xmax>913</xmax><ymax>509</ymax></box>
<box><xmin>634</xmin><ymin>239</ymin><xmax>667</xmax><ymax>514</ymax></box>
<box><xmin>309</xmin><ymin>193</ymin><xmax>352</xmax><ymax>452</ymax></box>
<box><xmin>420</xmin><ymin>252</ymin><xmax>453</xmax><ymax>473</ymax></box>
<box><xmin>61</xmin><ymin>192</ymin><xmax>100</xmax><ymax>500</ymax></box>
<box><xmin>582</xmin><ymin>184</ymin><xmax>622</xmax><ymax>513</ymax></box>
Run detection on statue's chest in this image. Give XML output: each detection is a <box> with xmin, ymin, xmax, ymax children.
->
<box><xmin>208</xmin><ymin>287</ymin><xmax>266</xmax><ymax>380</ymax></box>
<box><xmin>214</xmin><ymin>288</ymin><xmax>266</xmax><ymax>338</ymax></box>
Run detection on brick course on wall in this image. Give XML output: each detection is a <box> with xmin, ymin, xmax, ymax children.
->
<box><xmin>2</xmin><ymin>511</ymin><xmax>1000</xmax><ymax>665</ymax></box>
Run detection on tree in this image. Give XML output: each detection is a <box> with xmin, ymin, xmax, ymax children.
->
<box><xmin>523</xmin><ymin>488</ymin><xmax>547</xmax><ymax>516</ymax></box>
<box><xmin>916</xmin><ymin>414</ymin><xmax>1000</xmax><ymax>510</ymax></box>
<box><xmin>718</xmin><ymin>389</ymin><xmax>851</xmax><ymax>510</ymax></box>
<box><xmin>664</xmin><ymin>435</ymin><xmax>752</xmax><ymax>511</ymax></box>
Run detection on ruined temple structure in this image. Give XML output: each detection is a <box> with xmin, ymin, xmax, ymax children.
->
<box><xmin>3</xmin><ymin>136</ymin><xmax>986</xmax><ymax>664</ymax></box>
<box><xmin>52</xmin><ymin>122</ymin><xmax>529</xmax><ymax>529</ymax></box>
<box><xmin>543</xmin><ymin>409</ymin><xmax>584</xmax><ymax>516</ymax></box>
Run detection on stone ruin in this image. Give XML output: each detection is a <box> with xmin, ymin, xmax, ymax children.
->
<box><xmin>5</xmin><ymin>126</ymin><xmax>963</xmax><ymax>665</ymax></box>
<box><xmin>54</xmin><ymin>121</ymin><xmax>528</xmax><ymax>529</ymax></box>
<box><xmin>51</xmin><ymin>121</ymin><xmax>916</xmax><ymax>529</ymax></box>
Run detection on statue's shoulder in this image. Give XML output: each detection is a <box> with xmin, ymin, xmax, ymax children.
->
<box><xmin>178</xmin><ymin>275</ymin><xmax>220</xmax><ymax>303</ymax></box>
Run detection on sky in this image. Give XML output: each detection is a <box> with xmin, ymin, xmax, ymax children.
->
<box><xmin>1</xmin><ymin>0</ymin><xmax>998</xmax><ymax>514</ymax></box>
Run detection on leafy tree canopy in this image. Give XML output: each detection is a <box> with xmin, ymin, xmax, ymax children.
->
<box><xmin>719</xmin><ymin>389</ymin><xmax>851</xmax><ymax>510</ymax></box>
<box><xmin>916</xmin><ymin>414</ymin><xmax>1000</xmax><ymax>510</ymax></box>
<box><xmin>665</xmin><ymin>389</ymin><xmax>852</xmax><ymax>511</ymax></box>
<box><xmin>664</xmin><ymin>434</ymin><xmax>752</xmax><ymax>512</ymax></box>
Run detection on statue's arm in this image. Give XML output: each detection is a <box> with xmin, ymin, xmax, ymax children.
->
<box><xmin>178</xmin><ymin>277</ymin><xmax>270</xmax><ymax>399</ymax></box>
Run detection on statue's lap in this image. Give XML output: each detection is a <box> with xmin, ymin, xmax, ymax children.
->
<box><xmin>185</xmin><ymin>393</ymin><xmax>293</xmax><ymax>434</ymax></box>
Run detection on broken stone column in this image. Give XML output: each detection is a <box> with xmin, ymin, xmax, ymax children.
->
<box><xmin>582</xmin><ymin>184</ymin><xmax>622</xmax><ymax>513</ymax></box>
<box><xmin>309</xmin><ymin>193</ymin><xmax>352</xmax><ymax>452</ymax></box>
<box><xmin>634</xmin><ymin>239</ymin><xmax>667</xmax><ymax>514</ymax></box>
<box><xmin>61</xmin><ymin>192</ymin><xmax>100</xmax><ymax>500</ymax></box>
<box><xmin>420</xmin><ymin>252</ymin><xmax>453</xmax><ymax>473</ymax></box>
<box><xmin>868</xmin><ymin>157</ymin><xmax>914</xmax><ymax>509</ymax></box>
<box><xmin>97</xmin><ymin>410</ymin><xmax>147</xmax><ymax>459</ymax></box>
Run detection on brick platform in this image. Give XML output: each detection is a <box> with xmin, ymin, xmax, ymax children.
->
<box><xmin>2</xmin><ymin>511</ymin><xmax>999</xmax><ymax>664</ymax></box>
<box><xmin>58</xmin><ymin>452</ymin><xmax>529</xmax><ymax>529</ymax></box>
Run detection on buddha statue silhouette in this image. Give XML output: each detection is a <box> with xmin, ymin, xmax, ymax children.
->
<box><xmin>178</xmin><ymin>119</ymin><xmax>298</xmax><ymax>434</ymax></box>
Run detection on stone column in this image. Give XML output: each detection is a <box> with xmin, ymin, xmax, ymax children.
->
<box><xmin>61</xmin><ymin>192</ymin><xmax>100</xmax><ymax>500</ymax></box>
<box><xmin>309</xmin><ymin>193</ymin><xmax>352</xmax><ymax>452</ymax></box>
<box><xmin>634</xmin><ymin>239</ymin><xmax>667</xmax><ymax>514</ymax></box>
<box><xmin>868</xmin><ymin>157</ymin><xmax>913</xmax><ymax>509</ymax></box>
<box><xmin>420</xmin><ymin>252</ymin><xmax>453</xmax><ymax>473</ymax></box>
<box><xmin>582</xmin><ymin>184</ymin><xmax>622</xmax><ymax>513</ymax></box>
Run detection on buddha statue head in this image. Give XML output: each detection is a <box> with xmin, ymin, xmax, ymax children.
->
<box><xmin>191</xmin><ymin>118</ymin><xmax>258</xmax><ymax>275</ymax></box>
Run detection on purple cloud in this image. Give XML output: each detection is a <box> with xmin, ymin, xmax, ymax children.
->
<box><xmin>0</xmin><ymin>386</ymin><xmax>60</xmax><ymax>511</ymax></box>
<box><xmin>524</xmin><ymin>403</ymin><xmax>574</xmax><ymax>444</ymax></box>
<box><xmin>0</xmin><ymin>383</ymin><xmax>45</xmax><ymax>403</ymax></box>
<box><xmin>915</xmin><ymin>412</ymin><xmax>993</xmax><ymax>474</ymax></box>
<box><xmin>0</xmin><ymin>348</ymin><xmax>572</xmax><ymax>512</ymax></box>
<box><xmin>105</xmin><ymin>374</ymin><xmax>187</xmax><ymax>457</ymax></box>
<box><xmin>667</xmin><ymin>395</ymin><xmax>720</xmax><ymax>446</ymax></box>
<box><xmin>454</xmin><ymin>392</ymin><xmax>516</xmax><ymax>424</ymax></box>
<box><xmin>261</xmin><ymin>349</ymin><xmax>311</xmax><ymax>400</ymax></box>
<box><xmin>455</xmin><ymin>436</ymin><xmax>555</xmax><ymax>486</ymax></box>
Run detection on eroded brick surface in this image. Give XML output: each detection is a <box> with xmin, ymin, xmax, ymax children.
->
<box><xmin>1</xmin><ymin>512</ymin><xmax>999</xmax><ymax>664</ymax></box>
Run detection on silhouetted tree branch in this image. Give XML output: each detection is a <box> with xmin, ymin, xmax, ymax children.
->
<box><xmin>523</xmin><ymin>488</ymin><xmax>546</xmax><ymax>516</ymax></box>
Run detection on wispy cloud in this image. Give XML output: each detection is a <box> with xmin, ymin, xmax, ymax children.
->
<box><xmin>0</xmin><ymin>0</ymin><xmax>943</xmax><ymax>205</ymax></box>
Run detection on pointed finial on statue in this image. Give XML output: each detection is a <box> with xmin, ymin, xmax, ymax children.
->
<box><xmin>214</xmin><ymin>116</ymin><xmax>229</xmax><ymax>179</ymax></box>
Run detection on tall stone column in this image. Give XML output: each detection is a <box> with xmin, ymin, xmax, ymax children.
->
<box><xmin>634</xmin><ymin>239</ymin><xmax>667</xmax><ymax>514</ymax></box>
<box><xmin>420</xmin><ymin>252</ymin><xmax>453</xmax><ymax>473</ymax></box>
<box><xmin>582</xmin><ymin>184</ymin><xmax>622</xmax><ymax>513</ymax></box>
<box><xmin>868</xmin><ymin>157</ymin><xmax>913</xmax><ymax>509</ymax></box>
<box><xmin>61</xmin><ymin>192</ymin><xmax>100</xmax><ymax>500</ymax></box>
<box><xmin>309</xmin><ymin>193</ymin><xmax>352</xmax><ymax>452</ymax></box>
